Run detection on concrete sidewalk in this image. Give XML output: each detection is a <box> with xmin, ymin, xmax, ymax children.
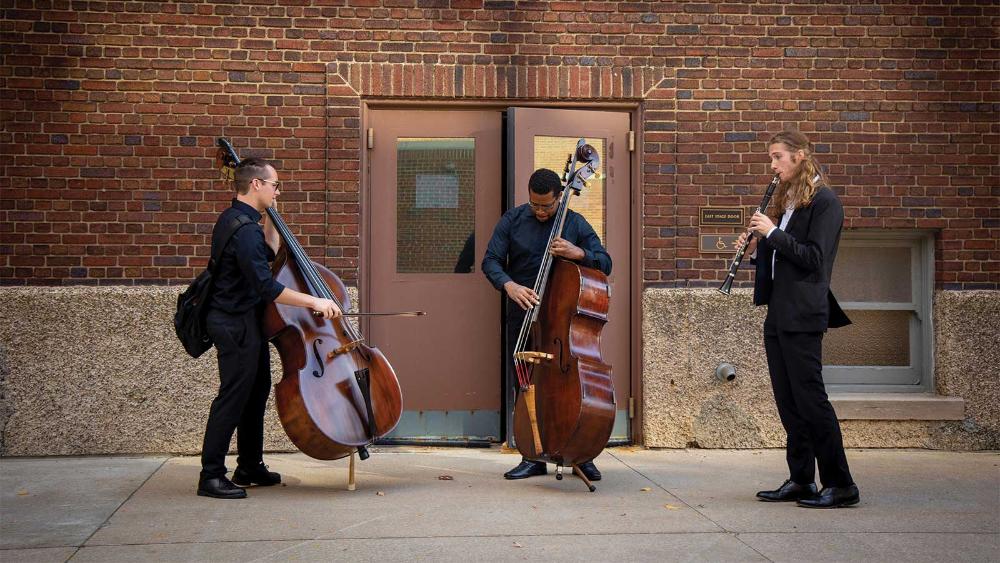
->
<box><xmin>2</xmin><ymin>448</ymin><xmax>997</xmax><ymax>562</ymax></box>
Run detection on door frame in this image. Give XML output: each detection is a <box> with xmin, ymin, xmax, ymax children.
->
<box><xmin>358</xmin><ymin>99</ymin><xmax>645</xmax><ymax>445</ymax></box>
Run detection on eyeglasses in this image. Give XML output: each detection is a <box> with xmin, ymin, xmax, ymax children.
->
<box><xmin>257</xmin><ymin>178</ymin><xmax>280</xmax><ymax>188</ymax></box>
<box><xmin>528</xmin><ymin>200</ymin><xmax>557</xmax><ymax>211</ymax></box>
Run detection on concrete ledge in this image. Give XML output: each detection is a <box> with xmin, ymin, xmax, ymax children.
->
<box><xmin>831</xmin><ymin>393</ymin><xmax>965</xmax><ymax>421</ymax></box>
<box><xmin>641</xmin><ymin>288</ymin><xmax>997</xmax><ymax>449</ymax></box>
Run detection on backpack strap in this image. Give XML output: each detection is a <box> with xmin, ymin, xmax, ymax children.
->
<box><xmin>208</xmin><ymin>214</ymin><xmax>255</xmax><ymax>273</ymax></box>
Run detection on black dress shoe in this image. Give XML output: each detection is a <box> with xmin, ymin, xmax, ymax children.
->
<box><xmin>197</xmin><ymin>476</ymin><xmax>247</xmax><ymax>499</ymax></box>
<box><xmin>232</xmin><ymin>463</ymin><xmax>282</xmax><ymax>487</ymax></box>
<box><xmin>756</xmin><ymin>479</ymin><xmax>818</xmax><ymax>502</ymax></box>
<box><xmin>797</xmin><ymin>484</ymin><xmax>860</xmax><ymax>508</ymax></box>
<box><xmin>576</xmin><ymin>460</ymin><xmax>602</xmax><ymax>481</ymax></box>
<box><xmin>504</xmin><ymin>459</ymin><xmax>547</xmax><ymax>480</ymax></box>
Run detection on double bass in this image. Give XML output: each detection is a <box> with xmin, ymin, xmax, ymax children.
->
<box><xmin>217</xmin><ymin>139</ymin><xmax>404</xmax><ymax>470</ymax></box>
<box><xmin>511</xmin><ymin>139</ymin><xmax>615</xmax><ymax>492</ymax></box>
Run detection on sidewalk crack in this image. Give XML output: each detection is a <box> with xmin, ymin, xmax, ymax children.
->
<box><xmin>608</xmin><ymin>450</ymin><xmax>774</xmax><ymax>562</ymax></box>
<box><xmin>66</xmin><ymin>456</ymin><xmax>170</xmax><ymax>562</ymax></box>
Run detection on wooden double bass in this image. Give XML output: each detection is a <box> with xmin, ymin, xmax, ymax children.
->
<box><xmin>217</xmin><ymin>139</ymin><xmax>405</xmax><ymax>471</ymax></box>
<box><xmin>511</xmin><ymin>139</ymin><xmax>615</xmax><ymax>492</ymax></box>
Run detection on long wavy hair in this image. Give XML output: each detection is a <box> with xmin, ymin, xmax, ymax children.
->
<box><xmin>769</xmin><ymin>130</ymin><xmax>826</xmax><ymax>213</ymax></box>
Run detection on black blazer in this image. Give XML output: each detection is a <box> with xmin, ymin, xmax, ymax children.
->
<box><xmin>752</xmin><ymin>185</ymin><xmax>851</xmax><ymax>332</ymax></box>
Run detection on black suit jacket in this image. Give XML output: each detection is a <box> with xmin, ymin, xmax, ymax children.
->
<box><xmin>752</xmin><ymin>185</ymin><xmax>851</xmax><ymax>332</ymax></box>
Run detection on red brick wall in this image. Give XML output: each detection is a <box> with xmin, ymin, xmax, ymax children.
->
<box><xmin>2</xmin><ymin>1</ymin><xmax>997</xmax><ymax>289</ymax></box>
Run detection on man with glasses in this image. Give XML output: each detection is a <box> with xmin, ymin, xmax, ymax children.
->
<box><xmin>482</xmin><ymin>168</ymin><xmax>612</xmax><ymax>481</ymax></box>
<box><xmin>197</xmin><ymin>157</ymin><xmax>341</xmax><ymax>499</ymax></box>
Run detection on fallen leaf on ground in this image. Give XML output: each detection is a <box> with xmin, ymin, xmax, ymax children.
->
<box><xmin>640</xmin><ymin>487</ymin><xmax>652</xmax><ymax>492</ymax></box>
<box><xmin>664</xmin><ymin>504</ymin><xmax>680</xmax><ymax>510</ymax></box>
<box><xmin>16</xmin><ymin>490</ymin><xmax>28</xmax><ymax>496</ymax></box>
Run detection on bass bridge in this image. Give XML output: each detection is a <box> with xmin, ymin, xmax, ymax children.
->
<box><xmin>327</xmin><ymin>339</ymin><xmax>363</xmax><ymax>359</ymax></box>
<box><xmin>513</xmin><ymin>351</ymin><xmax>554</xmax><ymax>364</ymax></box>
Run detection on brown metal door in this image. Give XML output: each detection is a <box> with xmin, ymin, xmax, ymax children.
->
<box><xmin>507</xmin><ymin>107</ymin><xmax>632</xmax><ymax>442</ymax></box>
<box><xmin>367</xmin><ymin>109</ymin><xmax>502</xmax><ymax>443</ymax></box>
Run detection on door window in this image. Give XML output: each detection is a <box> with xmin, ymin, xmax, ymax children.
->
<box><xmin>396</xmin><ymin>138</ymin><xmax>477</xmax><ymax>274</ymax></box>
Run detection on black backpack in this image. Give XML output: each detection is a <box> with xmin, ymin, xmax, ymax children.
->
<box><xmin>173</xmin><ymin>213</ymin><xmax>254</xmax><ymax>358</ymax></box>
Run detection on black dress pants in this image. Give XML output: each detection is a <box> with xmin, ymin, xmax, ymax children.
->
<box><xmin>200</xmin><ymin>306</ymin><xmax>272</xmax><ymax>480</ymax></box>
<box><xmin>764</xmin><ymin>320</ymin><xmax>853</xmax><ymax>488</ymax></box>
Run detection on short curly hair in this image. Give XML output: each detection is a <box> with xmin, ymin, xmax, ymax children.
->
<box><xmin>528</xmin><ymin>168</ymin><xmax>562</xmax><ymax>196</ymax></box>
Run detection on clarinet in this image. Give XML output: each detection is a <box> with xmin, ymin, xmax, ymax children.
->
<box><xmin>717</xmin><ymin>174</ymin><xmax>781</xmax><ymax>295</ymax></box>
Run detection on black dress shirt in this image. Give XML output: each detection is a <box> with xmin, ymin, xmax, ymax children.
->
<box><xmin>208</xmin><ymin>199</ymin><xmax>286</xmax><ymax>313</ymax></box>
<box><xmin>482</xmin><ymin>204</ymin><xmax>612</xmax><ymax>291</ymax></box>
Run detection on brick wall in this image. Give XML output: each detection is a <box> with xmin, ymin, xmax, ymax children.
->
<box><xmin>2</xmin><ymin>1</ymin><xmax>997</xmax><ymax>289</ymax></box>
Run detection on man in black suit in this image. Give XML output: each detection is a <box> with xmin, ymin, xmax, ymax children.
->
<box><xmin>737</xmin><ymin>130</ymin><xmax>860</xmax><ymax>509</ymax></box>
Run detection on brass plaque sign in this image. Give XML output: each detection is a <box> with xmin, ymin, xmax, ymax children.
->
<box><xmin>700</xmin><ymin>234</ymin><xmax>740</xmax><ymax>254</ymax></box>
<box><xmin>699</xmin><ymin>207</ymin><xmax>744</xmax><ymax>226</ymax></box>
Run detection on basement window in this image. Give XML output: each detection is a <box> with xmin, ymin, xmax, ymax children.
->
<box><xmin>823</xmin><ymin>231</ymin><xmax>934</xmax><ymax>392</ymax></box>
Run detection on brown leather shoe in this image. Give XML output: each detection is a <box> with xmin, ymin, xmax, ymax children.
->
<box><xmin>756</xmin><ymin>479</ymin><xmax>818</xmax><ymax>502</ymax></box>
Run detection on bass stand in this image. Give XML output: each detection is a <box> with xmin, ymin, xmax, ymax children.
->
<box><xmin>572</xmin><ymin>464</ymin><xmax>597</xmax><ymax>492</ymax></box>
<box><xmin>347</xmin><ymin>444</ymin><xmax>369</xmax><ymax>492</ymax></box>
<box><xmin>347</xmin><ymin>451</ymin><xmax>357</xmax><ymax>491</ymax></box>
<box><xmin>554</xmin><ymin>464</ymin><xmax>597</xmax><ymax>493</ymax></box>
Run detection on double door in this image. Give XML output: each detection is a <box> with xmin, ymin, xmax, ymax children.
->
<box><xmin>366</xmin><ymin>107</ymin><xmax>631</xmax><ymax>444</ymax></box>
